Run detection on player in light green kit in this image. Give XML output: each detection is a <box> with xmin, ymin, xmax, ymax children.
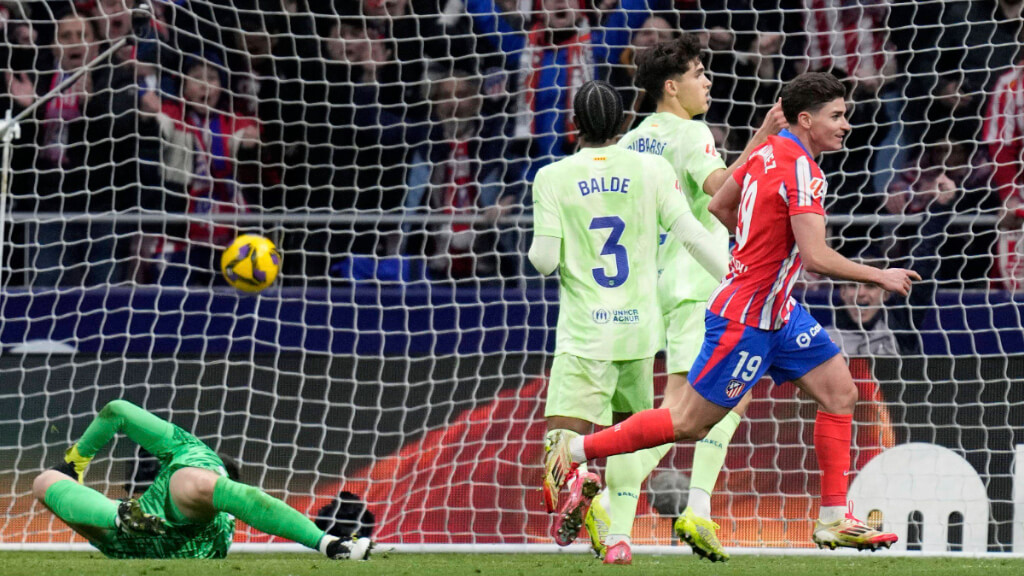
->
<box><xmin>32</xmin><ymin>400</ymin><xmax>371</xmax><ymax>560</ymax></box>
<box><xmin>580</xmin><ymin>34</ymin><xmax>787</xmax><ymax>562</ymax></box>
<box><xmin>530</xmin><ymin>80</ymin><xmax>728</xmax><ymax>564</ymax></box>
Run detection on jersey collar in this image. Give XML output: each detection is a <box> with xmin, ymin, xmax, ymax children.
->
<box><xmin>778</xmin><ymin>129</ymin><xmax>813</xmax><ymax>158</ymax></box>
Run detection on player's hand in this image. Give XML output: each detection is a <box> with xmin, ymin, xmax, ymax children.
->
<box><xmin>237</xmin><ymin>124</ymin><xmax>261</xmax><ymax>148</ymax></box>
<box><xmin>877</xmin><ymin>268</ymin><xmax>921</xmax><ymax>296</ymax></box>
<box><xmin>64</xmin><ymin>444</ymin><xmax>93</xmax><ymax>484</ymax></box>
<box><xmin>139</xmin><ymin>90</ymin><xmax>161</xmax><ymax>115</ymax></box>
<box><xmin>934</xmin><ymin>173</ymin><xmax>957</xmax><ymax>206</ymax></box>
<box><xmin>757</xmin><ymin>98</ymin><xmax>788</xmax><ymax>139</ymax></box>
<box><xmin>6</xmin><ymin>72</ymin><xmax>35</xmax><ymax>109</ymax></box>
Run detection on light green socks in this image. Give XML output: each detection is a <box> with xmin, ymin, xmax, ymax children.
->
<box><xmin>43</xmin><ymin>479</ymin><xmax>118</xmax><ymax>529</ymax></box>
<box><xmin>212</xmin><ymin>476</ymin><xmax>326</xmax><ymax>550</ymax></box>
<box><xmin>689</xmin><ymin>410</ymin><xmax>743</xmax><ymax>517</ymax></box>
<box><xmin>606</xmin><ymin>442</ymin><xmax>672</xmax><ymax>538</ymax></box>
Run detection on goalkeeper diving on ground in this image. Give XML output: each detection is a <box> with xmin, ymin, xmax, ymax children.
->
<box><xmin>32</xmin><ymin>400</ymin><xmax>371</xmax><ymax>560</ymax></box>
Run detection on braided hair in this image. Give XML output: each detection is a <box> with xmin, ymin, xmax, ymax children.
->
<box><xmin>573</xmin><ymin>80</ymin><xmax>624</xmax><ymax>144</ymax></box>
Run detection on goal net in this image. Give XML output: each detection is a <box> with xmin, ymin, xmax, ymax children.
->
<box><xmin>1</xmin><ymin>0</ymin><xmax>1022</xmax><ymax>554</ymax></box>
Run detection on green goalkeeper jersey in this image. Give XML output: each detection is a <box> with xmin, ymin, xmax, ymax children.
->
<box><xmin>532</xmin><ymin>145</ymin><xmax>690</xmax><ymax>361</ymax></box>
<box><xmin>619</xmin><ymin>112</ymin><xmax>729</xmax><ymax>310</ymax></box>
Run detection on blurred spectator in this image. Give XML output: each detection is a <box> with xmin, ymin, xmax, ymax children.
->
<box><xmin>985</xmin><ymin>59</ymin><xmax>1024</xmax><ymax>291</ymax></box>
<box><xmin>802</xmin><ymin>1</ymin><xmax>896</xmax><ymax>85</ymax></box>
<box><xmin>337</xmin><ymin>0</ymin><xmax>450</xmax><ymax>118</ymax></box>
<box><xmin>0</xmin><ymin>1</ymin><xmax>35</xmax><ymax>71</ymax></box>
<box><xmin>228</xmin><ymin>4</ymin><xmax>322</xmax><ymax>212</ymax></box>
<box><xmin>322</xmin><ymin>18</ymin><xmax>411</xmax><ymax>214</ymax></box>
<box><xmin>934</xmin><ymin>0</ymin><xmax>1023</xmax><ymax>101</ymax></box>
<box><xmin>514</xmin><ymin>0</ymin><xmax>605</xmax><ymax>177</ymax></box>
<box><xmin>884</xmin><ymin>141</ymin><xmax>992</xmax><ymax>285</ymax></box>
<box><xmin>3</xmin><ymin>11</ymin><xmax>138</xmax><ymax>286</ymax></box>
<box><xmin>406</xmin><ymin>71</ymin><xmax>524</xmax><ymax>278</ymax></box>
<box><xmin>828</xmin><ymin>211</ymin><xmax>950</xmax><ymax>358</ymax></box>
<box><xmin>799</xmin><ymin>1</ymin><xmax>909</xmax><ymax>195</ymax></box>
<box><xmin>610</xmin><ymin>14</ymin><xmax>675</xmax><ymax>121</ymax></box>
<box><xmin>90</xmin><ymin>0</ymin><xmax>136</xmax><ymax>63</ymax></box>
<box><xmin>463</xmin><ymin>0</ymin><xmax>529</xmax><ymax>73</ymax></box>
<box><xmin>140</xmin><ymin>54</ymin><xmax>260</xmax><ymax>285</ymax></box>
<box><xmin>897</xmin><ymin>0</ymin><xmax>1022</xmax><ymax>162</ymax></box>
<box><xmin>827</xmin><ymin>262</ymin><xmax>913</xmax><ymax>357</ymax></box>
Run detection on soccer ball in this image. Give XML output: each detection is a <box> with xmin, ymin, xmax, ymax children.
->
<box><xmin>221</xmin><ymin>234</ymin><xmax>281</xmax><ymax>292</ymax></box>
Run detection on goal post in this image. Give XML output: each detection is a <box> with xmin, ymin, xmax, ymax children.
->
<box><xmin>0</xmin><ymin>0</ymin><xmax>1022</xmax><ymax>555</ymax></box>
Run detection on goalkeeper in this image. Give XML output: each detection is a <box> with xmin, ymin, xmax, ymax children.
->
<box><xmin>32</xmin><ymin>400</ymin><xmax>371</xmax><ymax>560</ymax></box>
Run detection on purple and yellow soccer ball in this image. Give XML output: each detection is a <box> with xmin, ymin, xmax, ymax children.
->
<box><xmin>221</xmin><ymin>234</ymin><xmax>281</xmax><ymax>293</ymax></box>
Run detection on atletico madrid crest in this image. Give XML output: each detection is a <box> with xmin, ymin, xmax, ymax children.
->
<box><xmin>725</xmin><ymin>379</ymin><xmax>745</xmax><ymax>399</ymax></box>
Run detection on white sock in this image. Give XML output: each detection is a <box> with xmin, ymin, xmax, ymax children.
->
<box><xmin>605</xmin><ymin>534</ymin><xmax>630</xmax><ymax>547</ymax></box>
<box><xmin>318</xmin><ymin>535</ymin><xmax>339</xmax><ymax>556</ymax></box>
<box><xmin>688</xmin><ymin>487</ymin><xmax>712</xmax><ymax>518</ymax></box>
<box><xmin>819</xmin><ymin>505</ymin><xmax>846</xmax><ymax>524</ymax></box>
<box><xmin>569</xmin><ymin>436</ymin><xmax>586</xmax><ymax>463</ymax></box>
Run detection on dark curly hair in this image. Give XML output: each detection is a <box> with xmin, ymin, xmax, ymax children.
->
<box><xmin>780</xmin><ymin>72</ymin><xmax>847</xmax><ymax>125</ymax></box>
<box><xmin>634</xmin><ymin>33</ymin><xmax>704</xmax><ymax>103</ymax></box>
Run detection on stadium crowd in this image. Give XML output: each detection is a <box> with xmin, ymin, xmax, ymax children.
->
<box><xmin>0</xmin><ymin>0</ymin><xmax>1019</xmax><ymax>288</ymax></box>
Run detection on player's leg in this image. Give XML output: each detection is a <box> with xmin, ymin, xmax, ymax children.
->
<box><xmin>594</xmin><ymin>357</ymin><xmax>655</xmax><ymax>564</ymax></box>
<box><xmin>167</xmin><ymin>467</ymin><xmax>371</xmax><ymax>560</ymax></box>
<box><xmin>543</xmin><ymin>354</ymin><xmax>608</xmax><ymax>544</ymax></box>
<box><xmin>665</xmin><ymin>303</ymin><xmax>745</xmax><ymax>561</ymax></box>
<box><xmin>674</xmin><ymin>384</ymin><xmax>751</xmax><ymax>562</ymax></box>
<box><xmin>32</xmin><ymin>468</ymin><xmax>163</xmax><ymax>539</ymax></box>
<box><xmin>545</xmin><ymin>315</ymin><xmax>769</xmax><ymax>496</ymax></box>
<box><xmin>771</xmin><ymin>304</ymin><xmax>896</xmax><ymax>550</ymax></box>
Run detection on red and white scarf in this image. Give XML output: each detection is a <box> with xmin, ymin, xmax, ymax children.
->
<box><xmin>514</xmin><ymin>18</ymin><xmax>594</xmax><ymax>139</ymax></box>
<box><xmin>41</xmin><ymin>73</ymin><xmax>85</xmax><ymax>166</ymax></box>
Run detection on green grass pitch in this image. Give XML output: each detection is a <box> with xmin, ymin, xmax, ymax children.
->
<box><xmin>2</xmin><ymin>552</ymin><xmax>1023</xmax><ymax>576</ymax></box>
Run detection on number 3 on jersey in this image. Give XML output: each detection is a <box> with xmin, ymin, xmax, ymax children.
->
<box><xmin>590</xmin><ymin>216</ymin><xmax>629</xmax><ymax>288</ymax></box>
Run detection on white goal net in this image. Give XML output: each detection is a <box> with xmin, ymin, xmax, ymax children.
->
<box><xmin>1</xmin><ymin>0</ymin><xmax>1023</xmax><ymax>554</ymax></box>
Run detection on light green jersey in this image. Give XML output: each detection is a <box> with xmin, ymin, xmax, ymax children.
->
<box><xmin>532</xmin><ymin>145</ymin><xmax>690</xmax><ymax>361</ymax></box>
<box><xmin>619</xmin><ymin>112</ymin><xmax>729</xmax><ymax>309</ymax></box>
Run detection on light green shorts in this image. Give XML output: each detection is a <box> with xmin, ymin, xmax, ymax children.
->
<box><xmin>664</xmin><ymin>300</ymin><xmax>707</xmax><ymax>375</ymax></box>
<box><xmin>545</xmin><ymin>354</ymin><xmax>655</xmax><ymax>426</ymax></box>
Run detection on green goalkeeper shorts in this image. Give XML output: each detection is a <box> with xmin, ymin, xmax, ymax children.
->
<box><xmin>91</xmin><ymin>426</ymin><xmax>235</xmax><ymax>559</ymax></box>
<box><xmin>545</xmin><ymin>354</ymin><xmax>654</xmax><ymax>426</ymax></box>
<box><xmin>664</xmin><ymin>300</ymin><xmax>707</xmax><ymax>376</ymax></box>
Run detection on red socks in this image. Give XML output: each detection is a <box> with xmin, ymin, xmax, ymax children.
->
<box><xmin>815</xmin><ymin>410</ymin><xmax>853</xmax><ymax>507</ymax></box>
<box><xmin>583</xmin><ymin>408</ymin><xmax>675</xmax><ymax>460</ymax></box>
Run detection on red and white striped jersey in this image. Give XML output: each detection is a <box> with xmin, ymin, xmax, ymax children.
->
<box><xmin>803</xmin><ymin>0</ymin><xmax>892</xmax><ymax>80</ymax></box>
<box><xmin>707</xmin><ymin>131</ymin><xmax>827</xmax><ymax>330</ymax></box>
<box><xmin>985</xmin><ymin>65</ymin><xmax>1024</xmax><ymax>203</ymax></box>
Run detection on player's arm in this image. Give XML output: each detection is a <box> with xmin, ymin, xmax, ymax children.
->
<box><xmin>528</xmin><ymin>171</ymin><xmax>563</xmax><ymax>276</ymax></box>
<box><xmin>529</xmin><ymin>235</ymin><xmax>561</xmax><ymax>275</ymax></box>
<box><xmin>657</xmin><ymin>160</ymin><xmax>728</xmax><ymax>280</ymax></box>
<box><xmin>708</xmin><ymin>173</ymin><xmax>741</xmax><ymax>231</ymax></box>
<box><xmin>665</xmin><ymin>211</ymin><xmax>728</xmax><ymax>280</ymax></box>
<box><xmin>63</xmin><ymin>400</ymin><xmax>175</xmax><ymax>483</ymax></box>
<box><xmin>791</xmin><ymin>213</ymin><xmax>920</xmax><ymax>296</ymax></box>
<box><xmin>702</xmin><ymin>99</ymin><xmax>788</xmax><ymax>197</ymax></box>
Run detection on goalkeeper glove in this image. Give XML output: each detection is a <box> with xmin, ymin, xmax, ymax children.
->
<box><xmin>63</xmin><ymin>444</ymin><xmax>93</xmax><ymax>484</ymax></box>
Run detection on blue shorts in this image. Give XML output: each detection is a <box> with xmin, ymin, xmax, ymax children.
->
<box><xmin>688</xmin><ymin>303</ymin><xmax>841</xmax><ymax>408</ymax></box>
